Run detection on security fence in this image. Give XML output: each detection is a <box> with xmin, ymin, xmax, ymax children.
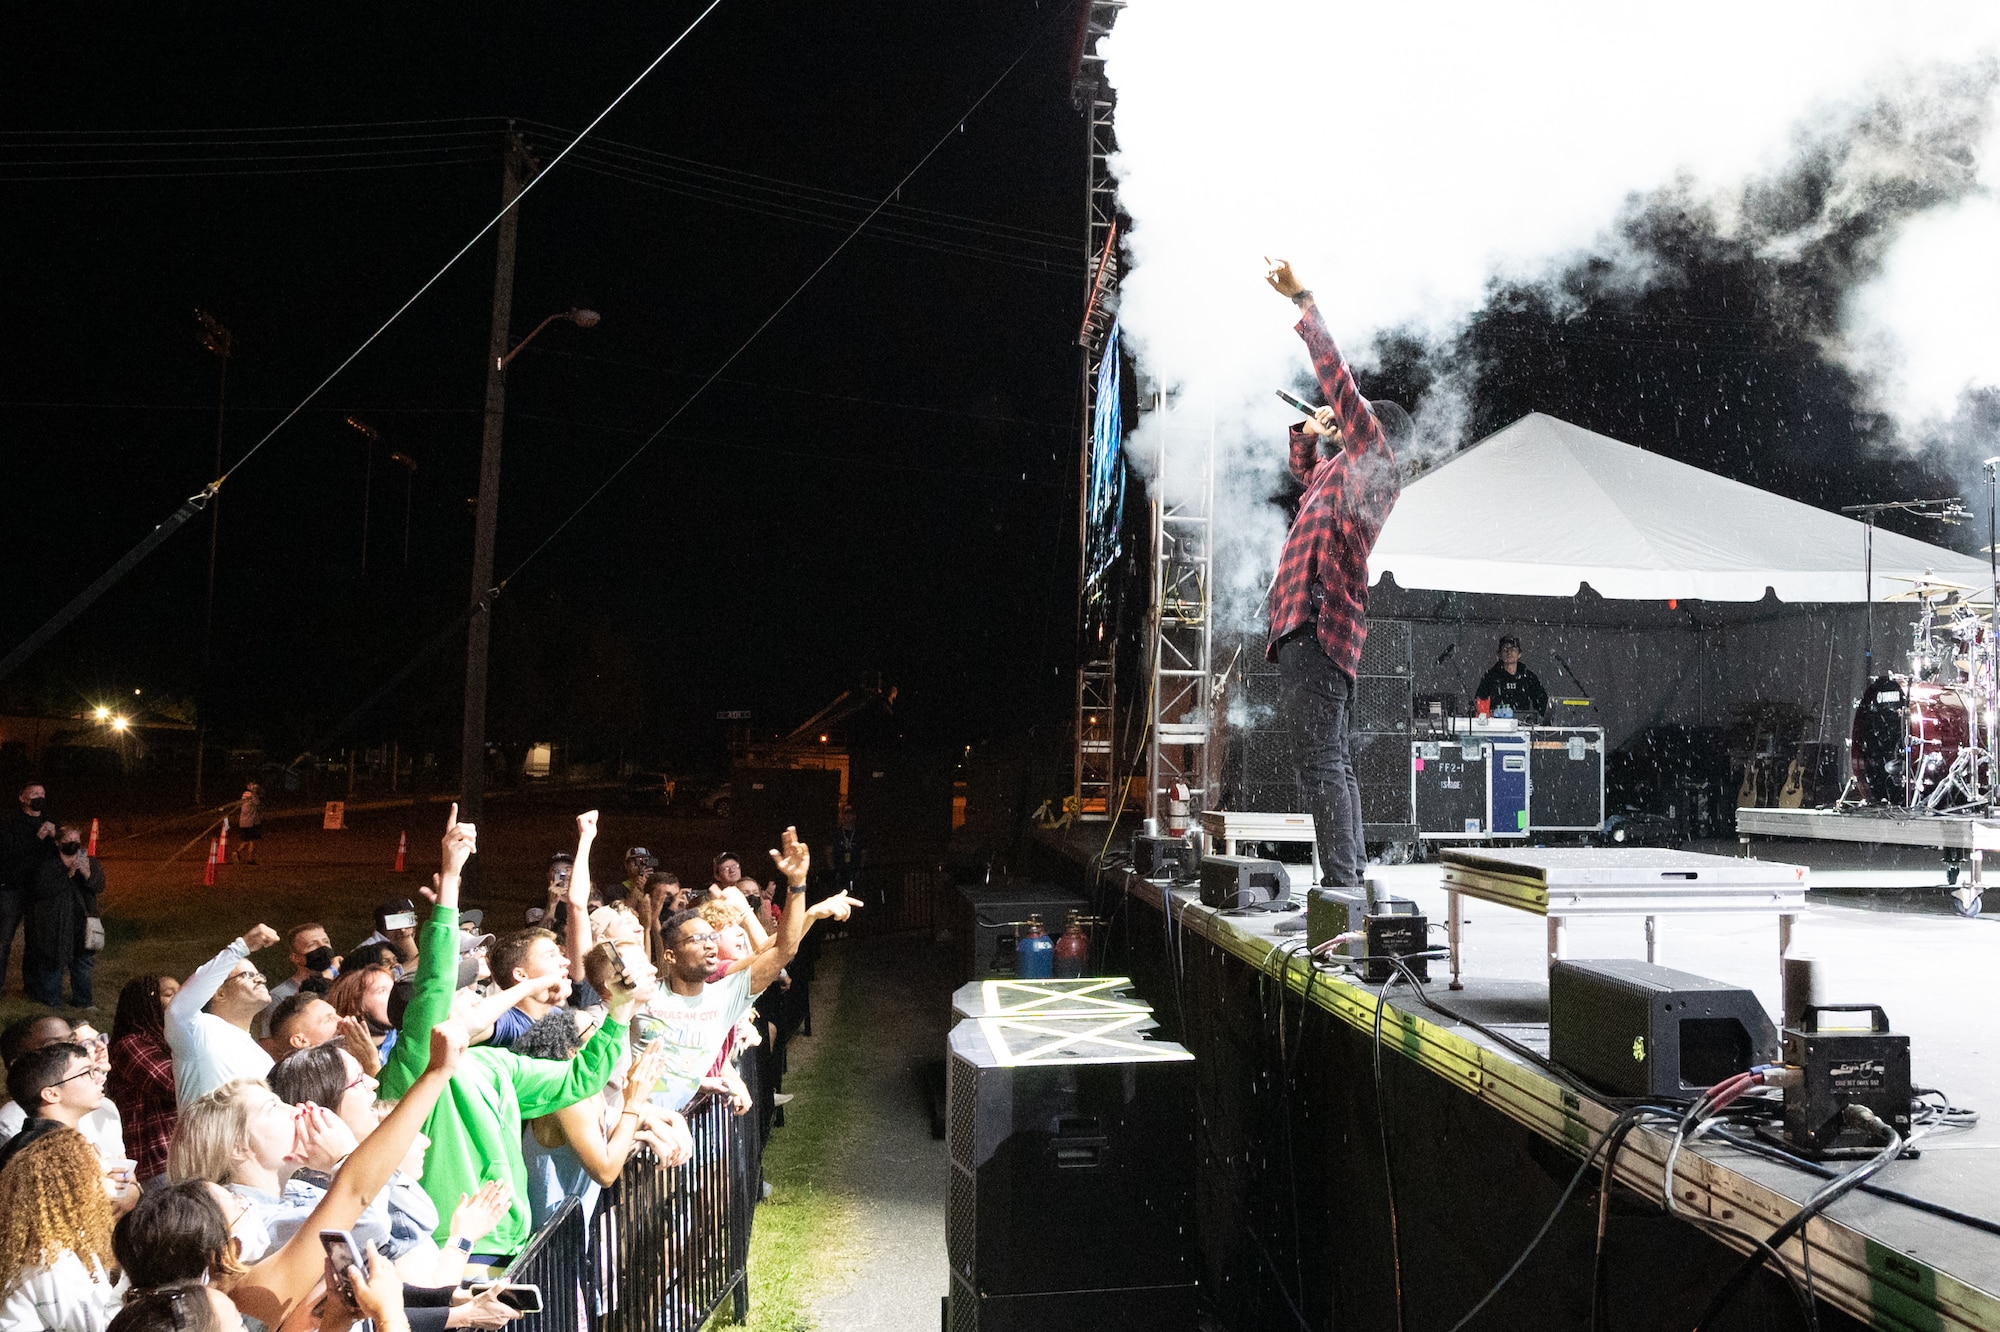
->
<box><xmin>503</xmin><ymin>1093</ymin><xmax>755</xmax><ymax>1332</ymax></box>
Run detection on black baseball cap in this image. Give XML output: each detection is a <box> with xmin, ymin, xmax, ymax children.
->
<box><xmin>625</xmin><ymin>846</ymin><xmax>655</xmax><ymax>862</ymax></box>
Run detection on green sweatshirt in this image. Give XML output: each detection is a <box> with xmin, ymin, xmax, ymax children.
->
<box><xmin>380</xmin><ymin>903</ymin><xmax>627</xmax><ymax>1255</ymax></box>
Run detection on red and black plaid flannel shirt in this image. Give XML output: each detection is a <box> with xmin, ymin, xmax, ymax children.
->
<box><xmin>1265</xmin><ymin>301</ymin><xmax>1401</xmax><ymax>676</ymax></box>
<box><xmin>106</xmin><ymin>1031</ymin><xmax>177</xmax><ymax>1182</ymax></box>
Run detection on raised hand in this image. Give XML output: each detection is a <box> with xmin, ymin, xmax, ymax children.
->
<box><xmin>576</xmin><ymin>809</ymin><xmax>598</xmax><ymax>839</ymax></box>
<box><xmin>336</xmin><ymin>1016</ymin><xmax>382</xmax><ymax>1076</ymax></box>
<box><xmin>290</xmin><ymin>1103</ymin><xmax>360</xmax><ymax>1170</ymax></box>
<box><xmin>441</xmin><ymin>801</ymin><xmax>478</xmax><ymax>873</ymax></box>
<box><xmin>242</xmin><ymin>923</ymin><xmax>281</xmax><ymax>953</ymax></box>
<box><xmin>449</xmin><ymin>1179</ymin><xmax>511</xmax><ymax>1246</ymax></box>
<box><xmin>1263</xmin><ymin>255</ymin><xmax>1305</xmax><ymax>298</ymax></box>
<box><xmin>1302</xmin><ymin>404</ymin><xmax>1338</xmax><ymax>437</ymax></box>
<box><xmin>768</xmin><ymin>826</ymin><xmax>810</xmax><ymax>886</ymax></box>
<box><xmin>345</xmin><ymin>1242</ymin><xmax>406</xmax><ymax>1328</ymax></box>
<box><xmin>806</xmin><ymin>890</ymin><xmax>862</xmax><ymax>923</ymax></box>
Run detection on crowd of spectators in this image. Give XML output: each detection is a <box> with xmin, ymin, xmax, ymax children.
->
<box><xmin>0</xmin><ymin>787</ymin><xmax>858</xmax><ymax>1332</ymax></box>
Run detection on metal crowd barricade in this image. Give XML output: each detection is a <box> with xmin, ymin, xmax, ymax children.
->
<box><xmin>503</xmin><ymin>1196</ymin><xmax>590</xmax><ymax>1332</ymax></box>
<box><xmin>590</xmin><ymin>1095</ymin><xmax>750</xmax><ymax>1332</ymax></box>
<box><xmin>504</xmin><ymin>1095</ymin><xmax>751</xmax><ymax>1332</ymax></box>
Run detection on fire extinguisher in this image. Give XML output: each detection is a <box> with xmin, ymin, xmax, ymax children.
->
<box><xmin>1166</xmin><ymin>781</ymin><xmax>1192</xmax><ymax>837</ymax></box>
<box><xmin>1015</xmin><ymin>915</ymin><xmax>1054</xmax><ymax>979</ymax></box>
<box><xmin>1053</xmin><ymin>911</ymin><xmax>1091</xmax><ymax>978</ymax></box>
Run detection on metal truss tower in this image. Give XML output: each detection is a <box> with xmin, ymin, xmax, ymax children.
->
<box><xmin>1144</xmin><ymin>395</ymin><xmax>1215</xmax><ymax>824</ymax></box>
<box><xmin>1072</xmin><ymin>0</ymin><xmax>1124</xmax><ymax>822</ymax></box>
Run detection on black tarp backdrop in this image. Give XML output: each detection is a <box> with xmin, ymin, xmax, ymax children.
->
<box><xmin>0</xmin><ymin>3</ymin><xmax>1087</xmax><ymax>769</ymax></box>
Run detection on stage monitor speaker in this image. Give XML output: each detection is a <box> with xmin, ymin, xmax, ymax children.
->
<box><xmin>1133</xmin><ymin>833</ymin><xmax>1193</xmax><ymax>881</ymax></box>
<box><xmin>1199</xmin><ymin>854</ymin><xmax>1289</xmax><ymax>909</ymax></box>
<box><xmin>946</xmin><ymin>1019</ymin><xmax>1199</xmax><ymax>1331</ymax></box>
<box><xmin>1549</xmin><ymin>959</ymin><xmax>1778</xmax><ymax>1098</ymax></box>
<box><xmin>1353</xmin><ymin>731</ymin><xmax>1417</xmax><ymax>832</ymax></box>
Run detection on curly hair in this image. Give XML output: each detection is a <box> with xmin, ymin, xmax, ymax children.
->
<box><xmin>0</xmin><ymin>1127</ymin><xmax>117</xmax><ymax>1296</ymax></box>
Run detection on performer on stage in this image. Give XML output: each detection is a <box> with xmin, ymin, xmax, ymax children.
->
<box><xmin>1264</xmin><ymin>259</ymin><xmax>1409</xmax><ymax>888</ymax></box>
<box><xmin>1473</xmin><ymin>634</ymin><xmax>1548</xmax><ymax>718</ymax></box>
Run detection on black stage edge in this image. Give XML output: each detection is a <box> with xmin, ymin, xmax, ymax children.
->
<box><xmin>1022</xmin><ymin>826</ymin><xmax>1995</xmax><ymax>1332</ymax></box>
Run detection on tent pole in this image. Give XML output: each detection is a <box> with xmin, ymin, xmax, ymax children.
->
<box><xmin>1863</xmin><ymin>515</ymin><xmax>1874</xmax><ymax>679</ymax></box>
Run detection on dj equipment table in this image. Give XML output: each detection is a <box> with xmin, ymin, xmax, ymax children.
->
<box><xmin>1437</xmin><ymin>846</ymin><xmax>1809</xmax><ymax>990</ymax></box>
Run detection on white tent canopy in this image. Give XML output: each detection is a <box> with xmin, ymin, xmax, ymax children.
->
<box><xmin>1369</xmin><ymin>412</ymin><xmax>1992</xmax><ymax>602</ymax></box>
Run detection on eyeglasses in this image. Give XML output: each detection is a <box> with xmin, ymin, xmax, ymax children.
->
<box><xmin>73</xmin><ymin>1032</ymin><xmax>108</xmax><ymax>1052</ymax></box>
<box><xmin>343</xmin><ymin>1071</ymin><xmax>377</xmax><ymax>1096</ymax></box>
<box><xmin>52</xmin><ymin>1064</ymin><xmax>108</xmax><ymax>1087</ymax></box>
<box><xmin>679</xmin><ymin>930</ymin><xmax>718</xmax><ymax>947</ymax></box>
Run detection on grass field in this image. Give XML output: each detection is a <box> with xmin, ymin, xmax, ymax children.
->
<box><xmin>1</xmin><ymin>787</ymin><xmax>740</xmax><ymax>1024</ymax></box>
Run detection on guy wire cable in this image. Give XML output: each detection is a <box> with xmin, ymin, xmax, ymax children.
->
<box><xmin>0</xmin><ymin>0</ymin><xmax>727</xmax><ymax>687</ymax></box>
<box><xmin>495</xmin><ymin>0</ymin><xmax>1084</xmax><ymax>592</ymax></box>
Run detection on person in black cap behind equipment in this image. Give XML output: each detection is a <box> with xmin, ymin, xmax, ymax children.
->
<box><xmin>1473</xmin><ymin>635</ymin><xmax>1549</xmax><ymax>720</ymax></box>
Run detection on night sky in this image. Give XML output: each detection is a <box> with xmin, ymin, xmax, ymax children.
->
<box><xmin>0</xmin><ymin>2</ymin><xmax>1089</xmax><ymax>768</ymax></box>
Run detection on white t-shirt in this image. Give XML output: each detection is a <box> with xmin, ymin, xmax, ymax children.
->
<box><xmin>0</xmin><ymin>1252</ymin><xmax>125</xmax><ymax>1332</ymax></box>
<box><xmin>0</xmin><ymin>1102</ymin><xmax>124</xmax><ymax>1165</ymax></box>
<box><xmin>167</xmin><ymin>939</ymin><xmax>275</xmax><ymax>1104</ymax></box>
<box><xmin>643</xmin><ymin>971</ymin><xmax>753</xmax><ymax>1111</ymax></box>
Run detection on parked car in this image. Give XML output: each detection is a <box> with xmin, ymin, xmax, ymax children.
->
<box><xmin>623</xmin><ymin>771</ymin><xmax>677</xmax><ymax>808</ymax></box>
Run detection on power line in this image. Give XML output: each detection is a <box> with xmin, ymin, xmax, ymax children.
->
<box><xmin>0</xmin><ymin>1</ymin><xmax>730</xmax><ymax>686</ymax></box>
<box><xmin>497</xmin><ymin>0</ymin><xmax>1082</xmax><ymax>589</ymax></box>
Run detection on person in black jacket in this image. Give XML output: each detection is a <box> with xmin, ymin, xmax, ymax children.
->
<box><xmin>0</xmin><ymin>783</ymin><xmax>58</xmax><ymax>998</ymax></box>
<box><xmin>24</xmin><ymin>825</ymin><xmax>102</xmax><ymax>1009</ymax></box>
<box><xmin>1473</xmin><ymin>635</ymin><xmax>1549</xmax><ymax>719</ymax></box>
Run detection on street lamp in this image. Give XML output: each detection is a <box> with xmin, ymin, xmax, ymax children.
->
<box><xmin>389</xmin><ymin>453</ymin><xmax>418</xmax><ymax>565</ymax></box>
<box><xmin>345</xmin><ymin>417</ymin><xmax>381</xmax><ymax>574</ymax></box>
<box><xmin>499</xmin><ymin>308</ymin><xmax>600</xmax><ymax>370</ymax></box>
<box><xmin>461</xmin><ymin>305</ymin><xmax>601</xmax><ymax>830</ymax></box>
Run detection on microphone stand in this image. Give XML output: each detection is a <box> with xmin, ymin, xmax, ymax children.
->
<box><xmin>1553</xmin><ymin>654</ymin><xmax>1594</xmax><ymax>711</ymax></box>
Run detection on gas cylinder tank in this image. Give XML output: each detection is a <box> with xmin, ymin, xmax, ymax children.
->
<box><xmin>1015</xmin><ymin>915</ymin><xmax>1054</xmax><ymax>979</ymax></box>
<box><xmin>1053</xmin><ymin>911</ymin><xmax>1091</xmax><ymax>978</ymax></box>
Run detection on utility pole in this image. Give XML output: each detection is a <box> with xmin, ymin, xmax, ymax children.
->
<box><xmin>194</xmin><ymin>310</ymin><xmax>233</xmax><ymax>808</ymax></box>
<box><xmin>460</xmin><ymin>128</ymin><xmax>531</xmax><ymax>832</ymax></box>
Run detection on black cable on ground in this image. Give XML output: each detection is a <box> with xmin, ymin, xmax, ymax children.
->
<box><xmin>1706</xmin><ymin>1126</ymin><xmax>2000</xmax><ymax>1237</ymax></box>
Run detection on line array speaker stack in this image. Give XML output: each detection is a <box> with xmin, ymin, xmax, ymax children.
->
<box><xmin>1214</xmin><ymin>619</ymin><xmax>1418</xmax><ymax>842</ymax></box>
<box><xmin>945</xmin><ymin>979</ymin><xmax>1198</xmax><ymax>1331</ymax></box>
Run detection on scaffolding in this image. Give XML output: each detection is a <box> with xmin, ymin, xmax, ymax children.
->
<box><xmin>1072</xmin><ymin>0</ymin><xmax>1124</xmax><ymax>822</ymax></box>
<box><xmin>1145</xmin><ymin>395</ymin><xmax>1216</xmax><ymax>824</ymax></box>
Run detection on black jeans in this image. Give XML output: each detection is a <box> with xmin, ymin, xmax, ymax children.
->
<box><xmin>1276</xmin><ymin>632</ymin><xmax>1365</xmax><ymax>886</ymax></box>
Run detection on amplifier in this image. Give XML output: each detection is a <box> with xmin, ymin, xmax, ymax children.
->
<box><xmin>1549</xmin><ymin>959</ymin><xmax>1777</xmax><ymax>1097</ymax></box>
<box><xmin>1199</xmin><ymin>854</ymin><xmax>1289</xmax><ymax>910</ymax></box>
<box><xmin>1306</xmin><ymin>888</ymin><xmax>1428</xmax><ymax>983</ymax></box>
<box><xmin>1782</xmin><ymin>1005</ymin><xmax>1913</xmax><ymax>1152</ymax></box>
<box><xmin>1132</xmin><ymin>834</ymin><xmax>1193</xmax><ymax>881</ymax></box>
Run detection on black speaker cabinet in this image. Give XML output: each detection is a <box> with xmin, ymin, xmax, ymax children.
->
<box><xmin>1549</xmin><ymin>959</ymin><xmax>1778</xmax><ymax>1097</ymax></box>
<box><xmin>953</xmin><ymin>885</ymin><xmax>1089</xmax><ymax>984</ymax></box>
<box><xmin>946</xmin><ymin>1018</ymin><xmax>1199</xmax><ymax>1331</ymax></box>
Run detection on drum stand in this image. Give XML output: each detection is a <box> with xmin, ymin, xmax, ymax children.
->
<box><xmin>1923</xmin><ymin>744</ymin><xmax>1989</xmax><ymax>812</ymax></box>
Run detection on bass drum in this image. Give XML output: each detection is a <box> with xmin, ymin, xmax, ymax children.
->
<box><xmin>1851</xmin><ymin>675</ymin><xmax>1977</xmax><ymax>805</ymax></box>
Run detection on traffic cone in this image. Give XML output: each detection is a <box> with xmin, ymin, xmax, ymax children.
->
<box><xmin>204</xmin><ymin>841</ymin><xmax>218</xmax><ymax>886</ymax></box>
<box><xmin>86</xmin><ymin>819</ymin><xmax>98</xmax><ymax>857</ymax></box>
<box><xmin>218</xmin><ymin>817</ymin><xmax>229</xmax><ymax>865</ymax></box>
<box><xmin>394</xmin><ymin>831</ymin><xmax>407</xmax><ymax>873</ymax></box>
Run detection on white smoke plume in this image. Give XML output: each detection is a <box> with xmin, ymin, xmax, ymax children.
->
<box><xmin>1101</xmin><ymin>1</ymin><xmax>2000</xmax><ymax>628</ymax></box>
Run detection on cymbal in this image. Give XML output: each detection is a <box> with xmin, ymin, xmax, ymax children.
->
<box><xmin>1883</xmin><ymin>586</ymin><xmax>1971</xmax><ymax>602</ymax></box>
<box><xmin>1881</xmin><ymin>573</ymin><xmax>1979</xmax><ymax>590</ymax></box>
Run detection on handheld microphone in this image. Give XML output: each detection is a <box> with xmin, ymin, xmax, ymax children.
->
<box><xmin>1276</xmin><ymin>388</ymin><xmax>1322</xmax><ymax>417</ymax></box>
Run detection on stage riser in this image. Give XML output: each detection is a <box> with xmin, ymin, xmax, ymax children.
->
<box><xmin>1094</xmin><ymin>895</ymin><xmax>1869</xmax><ymax>1332</ymax></box>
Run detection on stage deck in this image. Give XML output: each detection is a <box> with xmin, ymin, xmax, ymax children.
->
<box><xmin>1737</xmin><ymin>805</ymin><xmax>2000</xmax><ymax>851</ymax></box>
<box><xmin>1083</xmin><ymin>849</ymin><xmax>2000</xmax><ymax>1330</ymax></box>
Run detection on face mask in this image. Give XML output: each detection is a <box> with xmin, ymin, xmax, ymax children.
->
<box><xmin>59</xmin><ymin>842</ymin><xmax>81</xmax><ymax>855</ymax></box>
<box><xmin>24</xmin><ymin>802</ymin><xmax>42</xmax><ymax>815</ymax></box>
<box><xmin>303</xmin><ymin>946</ymin><xmax>335</xmax><ymax>972</ymax></box>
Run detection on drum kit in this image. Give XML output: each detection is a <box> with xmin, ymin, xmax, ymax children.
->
<box><xmin>1850</xmin><ymin>574</ymin><xmax>2000</xmax><ymax>810</ymax></box>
